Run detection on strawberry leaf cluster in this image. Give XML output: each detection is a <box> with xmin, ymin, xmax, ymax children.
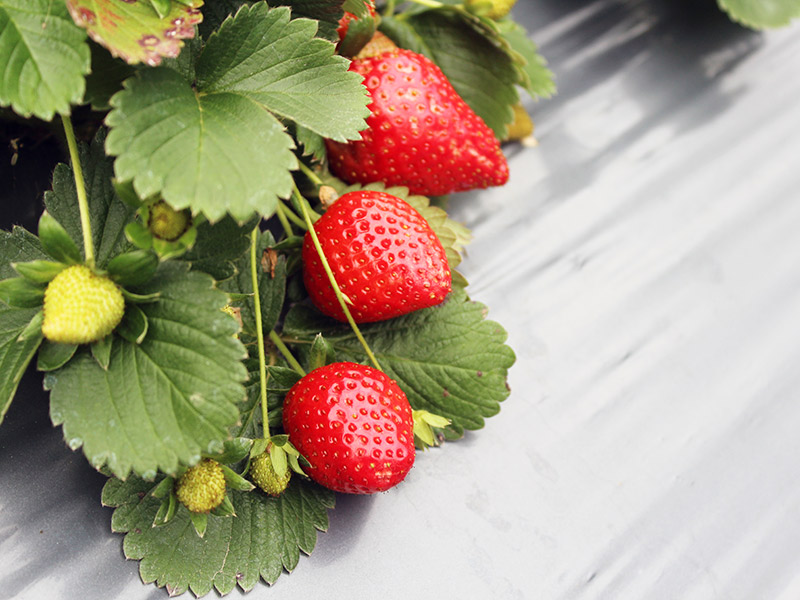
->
<box><xmin>0</xmin><ymin>0</ymin><xmax>547</xmax><ymax>596</ymax></box>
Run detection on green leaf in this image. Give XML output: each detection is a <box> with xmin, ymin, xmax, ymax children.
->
<box><xmin>238</xmin><ymin>365</ymin><xmax>300</xmax><ymax>438</ymax></box>
<box><xmin>220</xmin><ymin>231</ymin><xmax>287</xmax><ymax>337</ymax></box>
<box><xmin>47</xmin><ymin>262</ymin><xmax>248</xmax><ymax>479</ymax></box>
<box><xmin>116</xmin><ymin>304</ymin><xmax>148</xmax><ymax>344</ymax></box>
<box><xmin>269</xmin><ymin>0</ymin><xmax>347</xmax><ymax>42</ymax></box>
<box><xmin>106</xmin><ymin>250</ymin><xmax>158</xmax><ymax>286</ymax></box>
<box><xmin>103</xmin><ymin>475</ymin><xmax>335</xmax><ymax>596</ymax></box>
<box><xmin>91</xmin><ymin>334</ymin><xmax>113</xmax><ymax>369</ymax></box>
<box><xmin>197</xmin><ymin>4</ymin><xmax>369</xmax><ymax>142</ymax></box>
<box><xmin>38</xmin><ymin>212</ymin><xmax>82</xmax><ymax>265</ymax></box>
<box><xmin>284</xmin><ymin>289</ymin><xmax>515</xmax><ymax>437</ymax></box>
<box><xmin>65</xmin><ymin>0</ymin><xmax>203</xmax><ymax>67</ymax></box>
<box><xmin>45</xmin><ymin>128</ymin><xmax>136</xmax><ymax>268</ymax></box>
<box><xmin>0</xmin><ymin>0</ymin><xmax>90</xmax><ymax>120</ymax></box>
<box><xmin>381</xmin><ymin>10</ymin><xmax>518</xmax><ymax>138</ymax></box>
<box><xmin>106</xmin><ymin>66</ymin><xmax>296</xmax><ymax>223</ymax></box>
<box><xmin>83</xmin><ymin>41</ymin><xmax>137</xmax><ymax>111</ymax></box>
<box><xmin>496</xmin><ymin>18</ymin><xmax>555</xmax><ymax>99</ymax></box>
<box><xmin>0</xmin><ymin>304</ymin><xmax>43</xmax><ymax>424</ymax></box>
<box><xmin>0</xmin><ymin>278</ymin><xmax>45</xmax><ymax>308</ymax></box>
<box><xmin>37</xmin><ymin>340</ymin><xmax>78</xmax><ymax>371</ymax></box>
<box><xmin>295</xmin><ymin>125</ymin><xmax>327</xmax><ymax>163</ymax></box>
<box><xmin>198</xmin><ymin>0</ymin><xmax>250</xmax><ymax>38</ymax></box>
<box><xmin>718</xmin><ymin>0</ymin><xmax>800</xmax><ymax>28</ymax></box>
<box><xmin>209</xmin><ymin>437</ymin><xmax>253</xmax><ymax>465</ymax></box>
<box><xmin>0</xmin><ymin>227</ymin><xmax>48</xmax><ymax>280</ymax></box>
<box><xmin>12</xmin><ymin>260</ymin><xmax>66</xmax><ymax>284</ymax></box>
<box><xmin>180</xmin><ymin>216</ymin><xmax>255</xmax><ymax>281</ymax></box>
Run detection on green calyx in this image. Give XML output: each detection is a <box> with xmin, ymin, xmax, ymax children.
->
<box><xmin>126</xmin><ymin>200</ymin><xmax>199</xmax><ymax>260</ymax></box>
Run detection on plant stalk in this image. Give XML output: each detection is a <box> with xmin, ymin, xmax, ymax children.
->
<box><xmin>268</xmin><ymin>330</ymin><xmax>306</xmax><ymax>376</ymax></box>
<box><xmin>62</xmin><ymin>116</ymin><xmax>95</xmax><ymax>268</ymax></box>
<box><xmin>294</xmin><ymin>187</ymin><xmax>382</xmax><ymax>371</ymax></box>
<box><xmin>250</xmin><ymin>227</ymin><xmax>270</xmax><ymax>438</ymax></box>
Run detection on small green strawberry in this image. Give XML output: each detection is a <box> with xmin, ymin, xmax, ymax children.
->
<box><xmin>147</xmin><ymin>200</ymin><xmax>192</xmax><ymax>242</ymax></box>
<box><xmin>42</xmin><ymin>264</ymin><xmax>125</xmax><ymax>344</ymax></box>
<box><xmin>250</xmin><ymin>451</ymin><xmax>292</xmax><ymax>496</ymax></box>
<box><xmin>175</xmin><ymin>458</ymin><xmax>227</xmax><ymax>514</ymax></box>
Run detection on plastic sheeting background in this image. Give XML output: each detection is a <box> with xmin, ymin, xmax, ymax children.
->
<box><xmin>2</xmin><ymin>1</ymin><xmax>800</xmax><ymax>598</ymax></box>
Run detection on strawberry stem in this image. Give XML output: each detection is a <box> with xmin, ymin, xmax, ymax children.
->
<box><xmin>278</xmin><ymin>201</ymin><xmax>308</xmax><ymax>230</ymax></box>
<box><xmin>249</xmin><ymin>226</ymin><xmax>271</xmax><ymax>438</ymax></box>
<box><xmin>268</xmin><ymin>330</ymin><xmax>306</xmax><ymax>376</ymax></box>
<box><xmin>297</xmin><ymin>161</ymin><xmax>324</xmax><ymax>187</ymax></box>
<box><xmin>61</xmin><ymin>116</ymin><xmax>95</xmax><ymax>269</ymax></box>
<box><xmin>294</xmin><ymin>186</ymin><xmax>383</xmax><ymax>372</ymax></box>
<box><xmin>274</xmin><ymin>203</ymin><xmax>294</xmax><ymax>237</ymax></box>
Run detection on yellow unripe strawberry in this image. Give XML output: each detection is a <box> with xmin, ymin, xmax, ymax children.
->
<box><xmin>466</xmin><ymin>0</ymin><xmax>516</xmax><ymax>20</ymax></box>
<box><xmin>175</xmin><ymin>459</ymin><xmax>227</xmax><ymax>513</ymax></box>
<box><xmin>505</xmin><ymin>103</ymin><xmax>535</xmax><ymax>142</ymax></box>
<box><xmin>42</xmin><ymin>265</ymin><xmax>125</xmax><ymax>344</ymax></box>
<box><xmin>148</xmin><ymin>200</ymin><xmax>191</xmax><ymax>242</ymax></box>
<box><xmin>250</xmin><ymin>452</ymin><xmax>291</xmax><ymax>496</ymax></box>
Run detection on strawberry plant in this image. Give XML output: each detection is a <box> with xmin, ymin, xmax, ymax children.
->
<box><xmin>1</xmin><ymin>0</ymin><xmax>791</xmax><ymax>596</ymax></box>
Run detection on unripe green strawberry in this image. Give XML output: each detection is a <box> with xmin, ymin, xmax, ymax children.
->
<box><xmin>41</xmin><ymin>264</ymin><xmax>125</xmax><ymax>344</ymax></box>
<box><xmin>250</xmin><ymin>451</ymin><xmax>291</xmax><ymax>496</ymax></box>
<box><xmin>175</xmin><ymin>458</ymin><xmax>227</xmax><ymax>513</ymax></box>
<box><xmin>148</xmin><ymin>200</ymin><xmax>191</xmax><ymax>241</ymax></box>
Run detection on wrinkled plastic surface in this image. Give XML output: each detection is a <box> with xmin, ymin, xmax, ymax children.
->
<box><xmin>2</xmin><ymin>1</ymin><xmax>800</xmax><ymax>598</ymax></box>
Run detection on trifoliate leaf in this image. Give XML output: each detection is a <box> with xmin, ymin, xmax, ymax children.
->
<box><xmin>65</xmin><ymin>0</ymin><xmax>203</xmax><ymax>67</ymax></box>
<box><xmin>496</xmin><ymin>18</ymin><xmax>555</xmax><ymax>99</ymax></box>
<box><xmin>284</xmin><ymin>289</ymin><xmax>515</xmax><ymax>437</ymax></box>
<box><xmin>718</xmin><ymin>0</ymin><xmax>800</xmax><ymax>28</ymax></box>
<box><xmin>381</xmin><ymin>10</ymin><xmax>518</xmax><ymax>138</ymax></box>
<box><xmin>45</xmin><ymin>129</ymin><xmax>136</xmax><ymax>268</ymax></box>
<box><xmin>47</xmin><ymin>262</ymin><xmax>248</xmax><ymax>479</ymax></box>
<box><xmin>106</xmin><ymin>66</ymin><xmax>296</xmax><ymax>223</ymax></box>
<box><xmin>197</xmin><ymin>4</ymin><xmax>369</xmax><ymax>142</ymax></box>
<box><xmin>0</xmin><ymin>0</ymin><xmax>90</xmax><ymax>120</ymax></box>
<box><xmin>103</xmin><ymin>475</ymin><xmax>335</xmax><ymax>596</ymax></box>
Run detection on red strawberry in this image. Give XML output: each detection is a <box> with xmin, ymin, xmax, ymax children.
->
<box><xmin>303</xmin><ymin>190</ymin><xmax>451</xmax><ymax>323</ymax></box>
<box><xmin>325</xmin><ymin>45</ymin><xmax>509</xmax><ymax>196</ymax></box>
<box><xmin>282</xmin><ymin>362</ymin><xmax>415</xmax><ymax>494</ymax></box>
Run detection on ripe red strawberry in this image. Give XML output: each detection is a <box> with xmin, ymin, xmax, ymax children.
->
<box><xmin>325</xmin><ymin>45</ymin><xmax>509</xmax><ymax>196</ymax></box>
<box><xmin>282</xmin><ymin>362</ymin><xmax>415</xmax><ymax>494</ymax></box>
<box><xmin>303</xmin><ymin>190</ymin><xmax>451</xmax><ymax>323</ymax></box>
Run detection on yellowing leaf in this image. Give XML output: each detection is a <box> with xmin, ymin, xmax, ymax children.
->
<box><xmin>65</xmin><ymin>0</ymin><xmax>203</xmax><ymax>66</ymax></box>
